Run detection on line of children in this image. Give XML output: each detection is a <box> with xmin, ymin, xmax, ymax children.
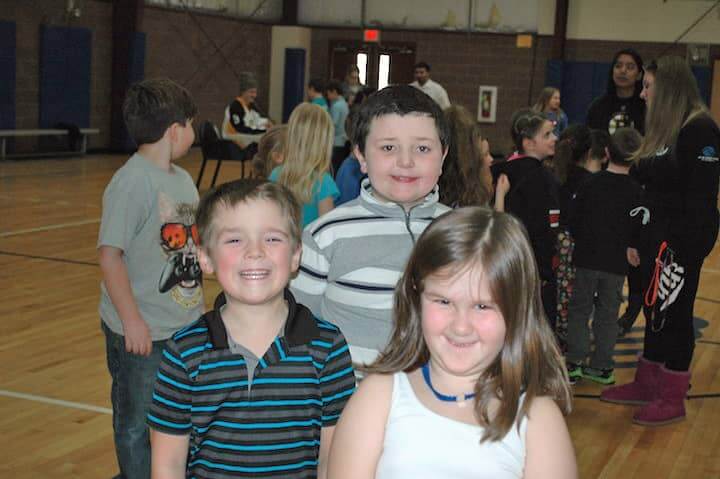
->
<box><xmin>102</xmin><ymin>79</ymin><xmax>580</xmax><ymax>478</ymax></box>
<box><xmin>269</xmin><ymin>103</ymin><xmax>339</xmax><ymax>227</ymax></box>
<box><xmin>327</xmin><ymin>207</ymin><xmax>576</xmax><ymax>479</ymax></box>
<box><xmin>148</xmin><ymin>179</ymin><xmax>356</xmax><ymax>478</ymax></box>
<box><xmin>98</xmin><ymin>78</ymin><xmax>204</xmax><ymax>479</ymax></box>
<box><xmin>290</xmin><ymin>85</ymin><xmax>451</xmax><ymax>363</ymax></box>
<box><xmin>565</xmin><ymin>128</ymin><xmax>645</xmax><ymax>385</ymax></box>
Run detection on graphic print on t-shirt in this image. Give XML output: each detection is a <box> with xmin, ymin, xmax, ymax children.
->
<box><xmin>157</xmin><ymin>192</ymin><xmax>203</xmax><ymax>309</ymax></box>
<box><xmin>608</xmin><ymin>105</ymin><xmax>634</xmax><ymax>134</ymax></box>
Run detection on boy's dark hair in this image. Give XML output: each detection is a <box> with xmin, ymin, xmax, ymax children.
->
<box><xmin>325</xmin><ymin>80</ymin><xmax>344</xmax><ymax>95</ymax></box>
<box><xmin>414</xmin><ymin>61</ymin><xmax>431</xmax><ymax>71</ymax></box>
<box><xmin>351</xmin><ymin>85</ymin><xmax>450</xmax><ymax>154</ymax></box>
<box><xmin>608</xmin><ymin>127</ymin><xmax>642</xmax><ymax>166</ymax></box>
<box><xmin>589</xmin><ymin>129</ymin><xmax>611</xmax><ymax>161</ymax></box>
<box><xmin>123</xmin><ymin>78</ymin><xmax>197</xmax><ymax>146</ymax></box>
<box><xmin>308</xmin><ymin>78</ymin><xmax>326</xmax><ymax>93</ymax></box>
<box><xmin>196</xmin><ymin>178</ymin><xmax>302</xmax><ymax>251</ymax></box>
<box><xmin>510</xmin><ymin>108</ymin><xmax>549</xmax><ymax>152</ymax></box>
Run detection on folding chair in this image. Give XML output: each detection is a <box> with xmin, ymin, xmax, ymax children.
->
<box><xmin>196</xmin><ymin>121</ymin><xmax>252</xmax><ymax>188</ymax></box>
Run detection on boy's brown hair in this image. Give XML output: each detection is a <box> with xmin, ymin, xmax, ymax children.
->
<box><xmin>196</xmin><ymin>178</ymin><xmax>302</xmax><ymax>252</ymax></box>
<box><xmin>123</xmin><ymin>78</ymin><xmax>197</xmax><ymax>146</ymax></box>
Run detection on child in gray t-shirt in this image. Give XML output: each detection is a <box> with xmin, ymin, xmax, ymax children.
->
<box><xmin>97</xmin><ymin>78</ymin><xmax>203</xmax><ymax>479</ymax></box>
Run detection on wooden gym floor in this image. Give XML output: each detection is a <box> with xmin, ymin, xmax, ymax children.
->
<box><xmin>1</xmin><ymin>150</ymin><xmax>719</xmax><ymax>478</ymax></box>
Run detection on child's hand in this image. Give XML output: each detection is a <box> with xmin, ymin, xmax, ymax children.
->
<box><xmin>626</xmin><ymin>247</ymin><xmax>640</xmax><ymax>267</ymax></box>
<box><xmin>123</xmin><ymin>318</ymin><xmax>153</xmax><ymax>356</ymax></box>
<box><xmin>496</xmin><ymin>174</ymin><xmax>511</xmax><ymax>197</ymax></box>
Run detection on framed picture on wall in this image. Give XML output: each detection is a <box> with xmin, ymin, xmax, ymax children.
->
<box><xmin>477</xmin><ymin>85</ymin><xmax>497</xmax><ymax>123</ymax></box>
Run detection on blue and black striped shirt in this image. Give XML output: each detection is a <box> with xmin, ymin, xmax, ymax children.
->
<box><xmin>148</xmin><ymin>290</ymin><xmax>356</xmax><ymax>478</ymax></box>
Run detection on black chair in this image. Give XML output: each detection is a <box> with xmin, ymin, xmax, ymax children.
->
<box><xmin>196</xmin><ymin>121</ymin><xmax>253</xmax><ymax>188</ymax></box>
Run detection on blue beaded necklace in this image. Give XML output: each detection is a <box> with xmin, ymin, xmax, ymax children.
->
<box><xmin>421</xmin><ymin>363</ymin><xmax>476</xmax><ymax>406</ymax></box>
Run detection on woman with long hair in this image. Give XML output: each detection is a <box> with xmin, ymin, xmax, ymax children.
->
<box><xmin>586</xmin><ymin>48</ymin><xmax>646</xmax><ymax>134</ymax></box>
<box><xmin>600</xmin><ymin>56</ymin><xmax>719</xmax><ymax>426</ymax></box>
<box><xmin>438</xmin><ymin>105</ymin><xmax>493</xmax><ymax>207</ymax></box>
<box><xmin>269</xmin><ymin>103</ymin><xmax>339</xmax><ymax>227</ymax></box>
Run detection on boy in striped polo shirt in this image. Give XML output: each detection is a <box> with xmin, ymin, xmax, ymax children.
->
<box><xmin>148</xmin><ymin>179</ymin><xmax>355</xmax><ymax>478</ymax></box>
<box><xmin>291</xmin><ymin>85</ymin><xmax>450</xmax><ymax>364</ymax></box>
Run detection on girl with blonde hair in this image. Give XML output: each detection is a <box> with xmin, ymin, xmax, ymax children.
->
<box><xmin>270</xmin><ymin>103</ymin><xmax>339</xmax><ymax>226</ymax></box>
<box><xmin>533</xmin><ymin>86</ymin><xmax>568</xmax><ymax>137</ymax></box>
<box><xmin>328</xmin><ymin>207</ymin><xmax>576</xmax><ymax>479</ymax></box>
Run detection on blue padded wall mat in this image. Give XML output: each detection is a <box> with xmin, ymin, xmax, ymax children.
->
<box><xmin>39</xmin><ymin>25</ymin><xmax>92</xmax><ymax>128</ymax></box>
<box><xmin>0</xmin><ymin>21</ymin><xmax>16</xmax><ymax>130</ymax></box>
<box><xmin>283</xmin><ymin>48</ymin><xmax>306</xmax><ymax>123</ymax></box>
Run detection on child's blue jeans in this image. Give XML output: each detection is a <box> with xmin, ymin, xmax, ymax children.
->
<box><xmin>102</xmin><ymin>321</ymin><xmax>166</xmax><ymax>479</ymax></box>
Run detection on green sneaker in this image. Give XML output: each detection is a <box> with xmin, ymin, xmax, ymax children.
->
<box><xmin>566</xmin><ymin>362</ymin><xmax>583</xmax><ymax>384</ymax></box>
<box><xmin>582</xmin><ymin>366</ymin><xmax>615</xmax><ymax>385</ymax></box>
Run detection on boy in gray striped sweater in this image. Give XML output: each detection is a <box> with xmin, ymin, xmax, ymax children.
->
<box><xmin>291</xmin><ymin>85</ymin><xmax>450</xmax><ymax>363</ymax></box>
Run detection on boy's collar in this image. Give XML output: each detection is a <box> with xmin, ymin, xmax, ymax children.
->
<box><xmin>360</xmin><ymin>178</ymin><xmax>439</xmax><ymax>210</ymax></box>
<box><xmin>205</xmin><ymin>289</ymin><xmax>318</xmax><ymax>349</ymax></box>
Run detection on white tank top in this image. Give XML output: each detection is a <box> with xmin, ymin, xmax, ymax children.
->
<box><xmin>375</xmin><ymin>372</ymin><xmax>527</xmax><ymax>479</ymax></box>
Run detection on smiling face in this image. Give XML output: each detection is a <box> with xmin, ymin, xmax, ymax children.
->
<box><xmin>355</xmin><ymin>113</ymin><xmax>446</xmax><ymax>209</ymax></box>
<box><xmin>421</xmin><ymin>264</ymin><xmax>506</xmax><ymax>382</ymax></box>
<box><xmin>198</xmin><ymin>199</ymin><xmax>300</xmax><ymax>309</ymax></box>
<box><xmin>523</xmin><ymin>120</ymin><xmax>557</xmax><ymax>160</ymax></box>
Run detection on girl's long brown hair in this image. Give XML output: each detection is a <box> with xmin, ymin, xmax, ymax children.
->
<box><xmin>634</xmin><ymin>56</ymin><xmax>711</xmax><ymax>163</ymax></box>
<box><xmin>438</xmin><ymin>105</ymin><xmax>492</xmax><ymax>207</ymax></box>
<box><xmin>365</xmin><ymin>207</ymin><xmax>571</xmax><ymax>441</ymax></box>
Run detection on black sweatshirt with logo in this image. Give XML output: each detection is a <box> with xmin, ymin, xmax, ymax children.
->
<box><xmin>631</xmin><ymin>114</ymin><xmax>720</xmax><ymax>261</ymax></box>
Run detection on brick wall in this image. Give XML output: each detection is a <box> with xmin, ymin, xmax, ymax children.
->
<box><xmin>311</xmin><ymin>27</ymin><xmax>553</xmax><ymax>153</ymax></box>
<box><xmin>6</xmin><ymin>3</ymin><xmax>717</xmax><ymax>154</ymax></box>
<box><xmin>140</xmin><ymin>7</ymin><xmax>272</xmax><ymax>130</ymax></box>
<box><xmin>8</xmin><ymin>0</ymin><xmax>113</xmax><ymax>151</ymax></box>
<box><xmin>4</xmin><ymin>0</ymin><xmax>272</xmax><ymax>152</ymax></box>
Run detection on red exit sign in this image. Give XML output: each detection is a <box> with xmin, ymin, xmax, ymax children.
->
<box><xmin>363</xmin><ymin>29</ymin><xmax>380</xmax><ymax>43</ymax></box>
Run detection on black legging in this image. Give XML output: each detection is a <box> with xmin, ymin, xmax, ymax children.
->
<box><xmin>642</xmin><ymin>254</ymin><xmax>704</xmax><ymax>371</ymax></box>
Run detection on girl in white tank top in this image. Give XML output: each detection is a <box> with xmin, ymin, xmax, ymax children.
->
<box><xmin>327</xmin><ymin>208</ymin><xmax>577</xmax><ymax>479</ymax></box>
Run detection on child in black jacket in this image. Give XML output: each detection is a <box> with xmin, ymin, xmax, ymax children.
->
<box><xmin>493</xmin><ymin>108</ymin><xmax>560</xmax><ymax>327</ymax></box>
<box><xmin>565</xmin><ymin>128</ymin><xmax>645</xmax><ymax>385</ymax></box>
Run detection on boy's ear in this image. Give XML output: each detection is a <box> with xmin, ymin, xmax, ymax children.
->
<box><xmin>354</xmin><ymin>145</ymin><xmax>369</xmax><ymax>174</ymax></box>
<box><xmin>440</xmin><ymin>145</ymin><xmax>449</xmax><ymax>166</ymax></box>
<box><xmin>291</xmin><ymin>243</ymin><xmax>302</xmax><ymax>274</ymax></box>
<box><xmin>166</xmin><ymin>122</ymin><xmax>180</xmax><ymax>142</ymax></box>
<box><xmin>198</xmin><ymin>247</ymin><xmax>215</xmax><ymax>275</ymax></box>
